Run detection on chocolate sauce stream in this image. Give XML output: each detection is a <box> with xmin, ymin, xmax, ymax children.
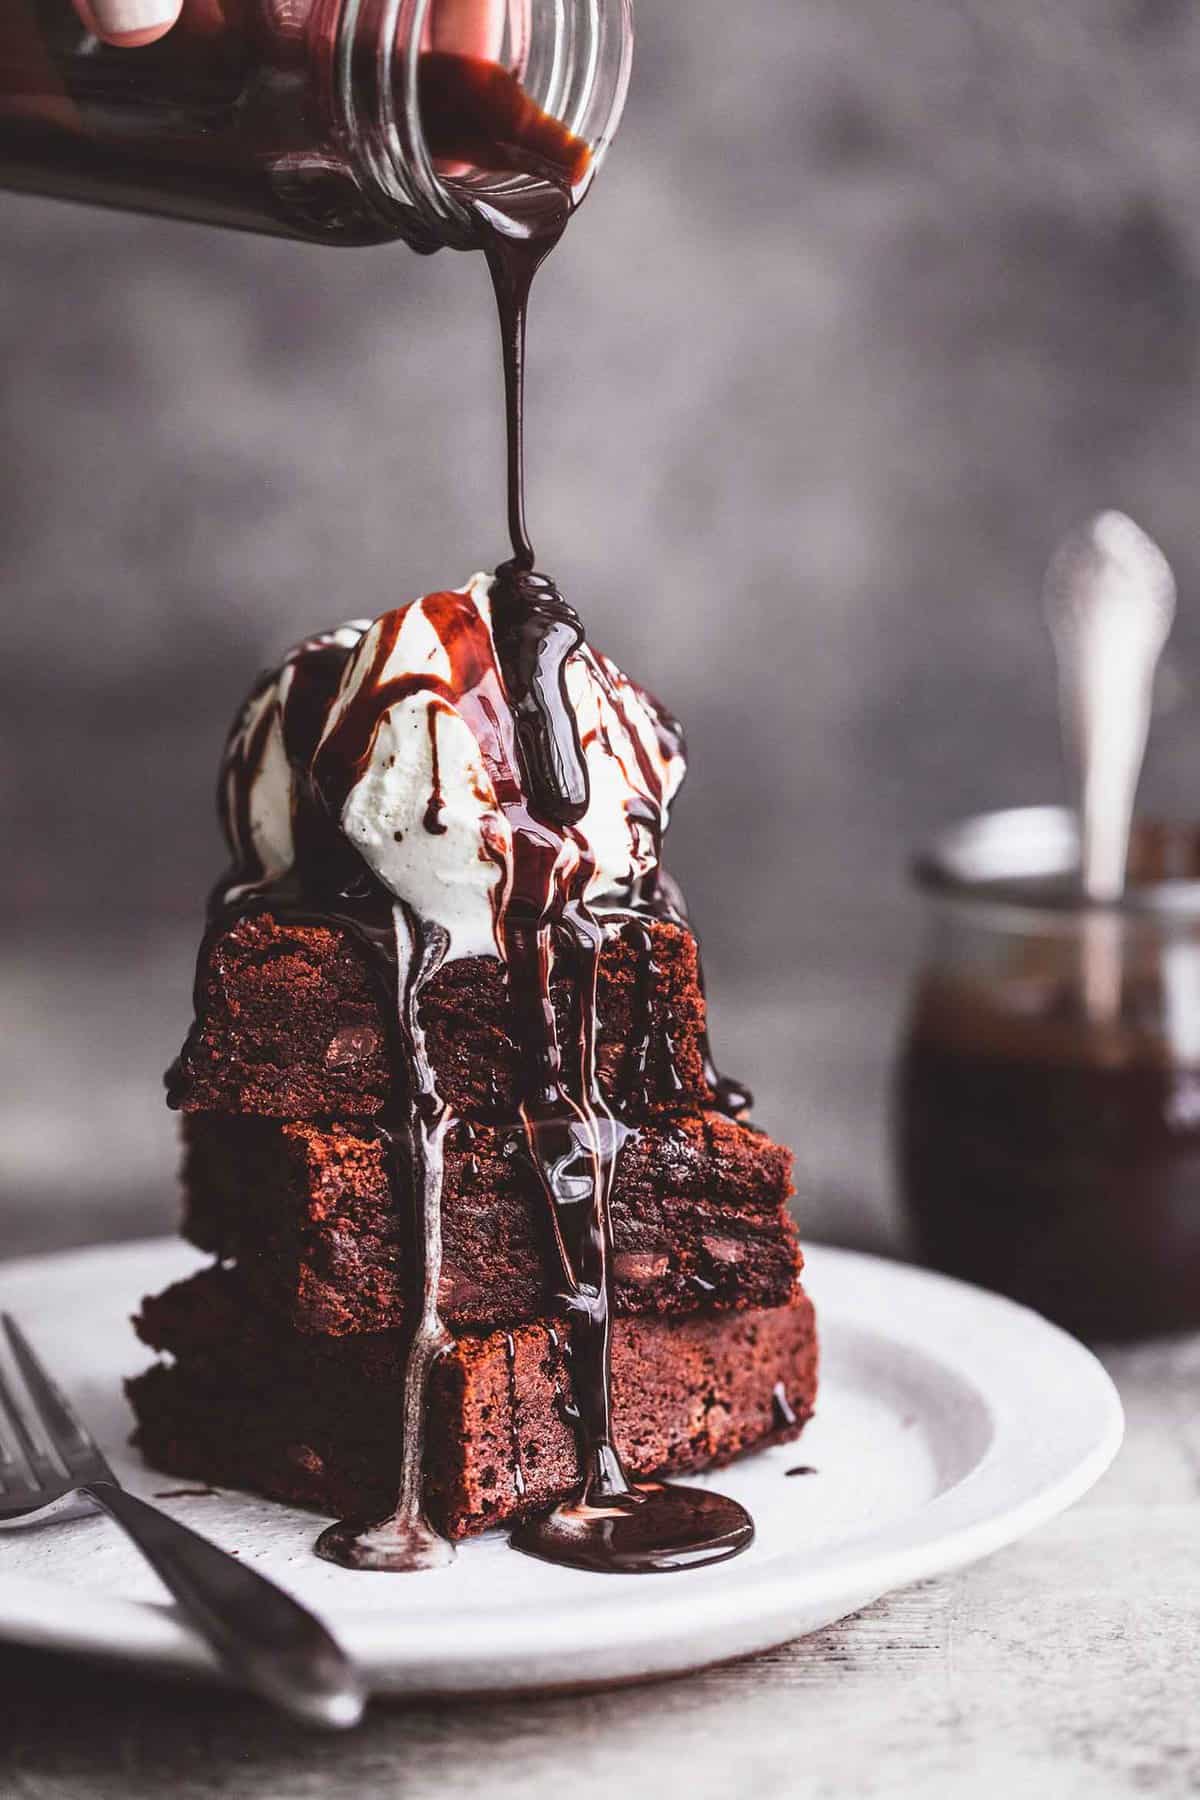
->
<box><xmin>476</xmin><ymin>200</ymin><xmax>754</xmax><ymax>1575</ymax></box>
<box><xmin>482</xmin><ymin>189</ymin><xmax>591</xmax><ymax>828</ymax></box>
<box><xmin>484</xmin><ymin>223</ymin><xmax>558</xmax><ymax>576</ymax></box>
<box><xmin>174</xmin><ymin>94</ymin><xmax>760</xmax><ymax>1575</ymax></box>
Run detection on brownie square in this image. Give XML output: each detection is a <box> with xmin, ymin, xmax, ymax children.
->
<box><xmin>180</xmin><ymin>1108</ymin><xmax>801</xmax><ymax>1334</ymax></box>
<box><xmin>129</xmin><ymin>1265</ymin><xmax>818</xmax><ymax>1537</ymax></box>
<box><xmin>168</xmin><ymin>912</ymin><xmax>712</xmax><ymax>1122</ymax></box>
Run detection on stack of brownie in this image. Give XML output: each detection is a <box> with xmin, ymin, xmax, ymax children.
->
<box><xmin>128</xmin><ymin>905</ymin><xmax>817</xmax><ymax>1541</ymax></box>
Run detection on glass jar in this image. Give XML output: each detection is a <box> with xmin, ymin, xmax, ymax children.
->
<box><xmin>0</xmin><ymin>0</ymin><xmax>632</xmax><ymax>246</ymax></box>
<box><xmin>895</xmin><ymin>805</ymin><xmax>1200</xmax><ymax>1341</ymax></box>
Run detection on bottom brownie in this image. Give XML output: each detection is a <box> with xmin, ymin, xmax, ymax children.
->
<box><xmin>128</xmin><ymin>1267</ymin><xmax>818</xmax><ymax>1538</ymax></box>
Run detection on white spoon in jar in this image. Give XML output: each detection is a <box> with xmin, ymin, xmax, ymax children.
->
<box><xmin>1042</xmin><ymin>511</ymin><xmax>1176</xmax><ymax>1024</ymax></box>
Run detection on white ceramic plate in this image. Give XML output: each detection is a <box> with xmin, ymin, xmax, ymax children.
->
<box><xmin>0</xmin><ymin>1238</ymin><xmax>1122</xmax><ymax>1697</ymax></box>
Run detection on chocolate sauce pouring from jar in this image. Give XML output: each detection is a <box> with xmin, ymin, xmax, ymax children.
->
<box><xmin>162</xmin><ymin>37</ymin><xmax>754</xmax><ymax>1574</ymax></box>
<box><xmin>465</xmin><ymin>109</ymin><xmax>754</xmax><ymax>1575</ymax></box>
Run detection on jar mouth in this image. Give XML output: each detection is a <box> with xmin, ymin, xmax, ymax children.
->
<box><xmin>339</xmin><ymin>0</ymin><xmax>633</xmax><ymax>251</ymax></box>
<box><xmin>434</xmin><ymin>0</ymin><xmax>633</xmax><ymax>237</ymax></box>
<box><xmin>913</xmin><ymin>806</ymin><xmax>1200</xmax><ymax>920</ymax></box>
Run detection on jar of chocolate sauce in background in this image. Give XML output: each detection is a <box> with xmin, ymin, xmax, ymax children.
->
<box><xmin>895</xmin><ymin>805</ymin><xmax>1200</xmax><ymax>1341</ymax></box>
<box><xmin>0</xmin><ymin>0</ymin><xmax>631</xmax><ymax>245</ymax></box>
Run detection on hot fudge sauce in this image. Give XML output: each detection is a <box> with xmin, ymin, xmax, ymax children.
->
<box><xmin>897</xmin><ymin>809</ymin><xmax>1200</xmax><ymax>1340</ymax></box>
<box><xmin>899</xmin><ymin>976</ymin><xmax>1200</xmax><ymax>1340</ymax></box>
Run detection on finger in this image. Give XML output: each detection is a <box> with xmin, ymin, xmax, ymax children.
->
<box><xmin>178</xmin><ymin>0</ymin><xmax>240</xmax><ymax>39</ymax></box>
<box><xmin>73</xmin><ymin>0</ymin><xmax>183</xmax><ymax>46</ymax></box>
<box><xmin>427</xmin><ymin>0</ymin><xmax>510</xmax><ymax>62</ymax></box>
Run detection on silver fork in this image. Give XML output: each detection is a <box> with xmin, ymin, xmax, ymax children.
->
<box><xmin>0</xmin><ymin>1313</ymin><xmax>366</xmax><ymax>1729</ymax></box>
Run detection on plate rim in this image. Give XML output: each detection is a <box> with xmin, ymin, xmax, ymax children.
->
<box><xmin>0</xmin><ymin>1237</ymin><xmax>1124</xmax><ymax>1691</ymax></box>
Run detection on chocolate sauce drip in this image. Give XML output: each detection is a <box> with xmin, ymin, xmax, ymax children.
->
<box><xmin>281</xmin><ymin>636</ymin><xmax>361</xmax><ymax>770</ymax></box>
<box><xmin>512</xmin><ymin>923</ymin><xmax>635</xmax><ymax>1513</ymax></box>
<box><xmin>502</xmin><ymin>1333</ymin><xmax>528</xmax><ymax>1501</ymax></box>
<box><xmin>620</xmin><ymin>915</ymin><xmax>672</xmax><ymax>1112</ymax></box>
<box><xmin>545</xmin><ymin>1325</ymin><xmax>576</xmax><ymax>1428</ymax></box>
<box><xmin>771</xmin><ymin>1380</ymin><xmax>798</xmax><ymax>1431</ymax></box>
<box><xmin>491</xmin><ymin>568</ymin><xmax>590</xmax><ymax>825</ymax></box>
<box><xmin>785</xmin><ymin>1465</ymin><xmax>818</xmax><ymax>1479</ymax></box>
<box><xmin>175</xmin><ymin>874</ymin><xmax>459</xmax><ymax>1573</ymax></box>
<box><xmin>315</xmin><ymin>905</ymin><xmax>456</xmax><ymax>1572</ymax></box>
<box><xmin>423</xmin><ymin>701</ymin><xmax>449</xmax><ymax>837</ymax></box>
<box><xmin>625</xmin><ymin>917</ymin><xmax>658</xmax><ymax>1111</ymax></box>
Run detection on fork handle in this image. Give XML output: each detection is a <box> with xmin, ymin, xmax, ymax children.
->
<box><xmin>81</xmin><ymin>1481</ymin><xmax>366</xmax><ymax>1728</ymax></box>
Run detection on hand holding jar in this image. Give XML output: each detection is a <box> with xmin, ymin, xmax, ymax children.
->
<box><xmin>73</xmin><ymin>0</ymin><xmax>505</xmax><ymax>52</ymax></box>
<box><xmin>2</xmin><ymin>0</ymin><xmax>629</xmax><ymax>247</ymax></box>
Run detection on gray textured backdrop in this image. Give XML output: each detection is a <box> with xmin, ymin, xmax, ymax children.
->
<box><xmin>5</xmin><ymin>0</ymin><xmax>1200</xmax><ymax>1258</ymax></box>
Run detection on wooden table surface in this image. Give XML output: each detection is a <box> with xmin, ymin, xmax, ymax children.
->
<box><xmin>0</xmin><ymin>1308</ymin><xmax>1196</xmax><ymax>1798</ymax></box>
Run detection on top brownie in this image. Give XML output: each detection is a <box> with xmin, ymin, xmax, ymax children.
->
<box><xmin>168</xmin><ymin>911</ymin><xmax>713</xmax><ymax>1123</ymax></box>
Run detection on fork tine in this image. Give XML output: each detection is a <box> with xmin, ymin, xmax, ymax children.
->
<box><xmin>2</xmin><ymin>1315</ymin><xmax>114</xmax><ymax>1483</ymax></box>
<box><xmin>0</xmin><ymin>1356</ymin><xmax>62</xmax><ymax>1491</ymax></box>
<box><xmin>0</xmin><ymin>1375</ymin><xmax>28</xmax><ymax>1482</ymax></box>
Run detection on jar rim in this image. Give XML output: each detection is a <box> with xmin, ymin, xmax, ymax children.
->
<box><xmin>912</xmin><ymin>805</ymin><xmax>1200</xmax><ymax>921</ymax></box>
<box><xmin>338</xmin><ymin>0</ymin><xmax>634</xmax><ymax>251</ymax></box>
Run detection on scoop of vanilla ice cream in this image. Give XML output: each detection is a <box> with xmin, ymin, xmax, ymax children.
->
<box><xmin>219</xmin><ymin>578</ymin><xmax>684</xmax><ymax>953</ymax></box>
<box><xmin>317</xmin><ymin>574</ymin><xmax>686</xmax><ymax>960</ymax></box>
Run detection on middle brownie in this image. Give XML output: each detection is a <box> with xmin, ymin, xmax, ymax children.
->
<box><xmin>182</xmin><ymin>1110</ymin><xmax>801</xmax><ymax>1335</ymax></box>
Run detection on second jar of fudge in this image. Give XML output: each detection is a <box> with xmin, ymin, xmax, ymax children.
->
<box><xmin>895</xmin><ymin>805</ymin><xmax>1200</xmax><ymax>1340</ymax></box>
<box><xmin>0</xmin><ymin>0</ymin><xmax>631</xmax><ymax>245</ymax></box>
